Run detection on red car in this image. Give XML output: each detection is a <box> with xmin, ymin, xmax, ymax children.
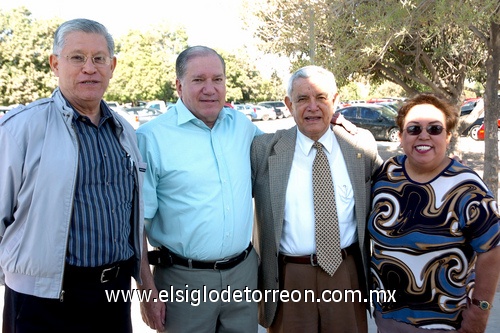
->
<box><xmin>476</xmin><ymin>119</ymin><xmax>500</xmax><ymax>140</ymax></box>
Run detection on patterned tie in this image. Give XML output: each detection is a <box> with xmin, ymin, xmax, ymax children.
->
<box><xmin>312</xmin><ymin>141</ymin><xmax>342</xmax><ymax>276</ymax></box>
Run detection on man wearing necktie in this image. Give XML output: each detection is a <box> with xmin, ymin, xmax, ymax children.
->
<box><xmin>251</xmin><ymin>65</ymin><xmax>383</xmax><ymax>332</ymax></box>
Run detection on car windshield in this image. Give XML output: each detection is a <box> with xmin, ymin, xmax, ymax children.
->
<box><xmin>378</xmin><ymin>105</ymin><xmax>397</xmax><ymax>117</ymax></box>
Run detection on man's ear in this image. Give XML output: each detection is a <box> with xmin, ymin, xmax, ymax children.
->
<box><xmin>332</xmin><ymin>92</ymin><xmax>340</xmax><ymax>110</ymax></box>
<box><xmin>49</xmin><ymin>54</ymin><xmax>59</xmax><ymax>76</ymax></box>
<box><xmin>284</xmin><ymin>96</ymin><xmax>292</xmax><ymax>113</ymax></box>
<box><xmin>176</xmin><ymin>79</ymin><xmax>182</xmax><ymax>98</ymax></box>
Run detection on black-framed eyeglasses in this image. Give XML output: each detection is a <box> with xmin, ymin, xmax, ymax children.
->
<box><xmin>56</xmin><ymin>54</ymin><xmax>111</xmax><ymax>67</ymax></box>
<box><xmin>405</xmin><ymin>125</ymin><xmax>445</xmax><ymax>136</ymax></box>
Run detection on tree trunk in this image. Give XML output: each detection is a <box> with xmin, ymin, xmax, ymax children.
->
<box><xmin>483</xmin><ymin>20</ymin><xmax>500</xmax><ymax>201</ymax></box>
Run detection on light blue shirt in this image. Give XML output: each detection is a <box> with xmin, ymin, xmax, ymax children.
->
<box><xmin>136</xmin><ymin>100</ymin><xmax>262</xmax><ymax>260</ymax></box>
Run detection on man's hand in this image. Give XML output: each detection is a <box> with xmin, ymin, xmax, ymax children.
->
<box><xmin>139</xmin><ymin>286</ymin><xmax>166</xmax><ymax>331</ymax></box>
<box><xmin>138</xmin><ymin>233</ymin><xmax>166</xmax><ymax>331</ymax></box>
<box><xmin>331</xmin><ymin>113</ymin><xmax>358</xmax><ymax>134</ymax></box>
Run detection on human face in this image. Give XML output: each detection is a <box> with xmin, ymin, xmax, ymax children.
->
<box><xmin>176</xmin><ymin>54</ymin><xmax>226</xmax><ymax>128</ymax></box>
<box><xmin>400</xmin><ymin>103</ymin><xmax>452</xmax><ymax>173</ymax></box>
<box><xmin>49</xmin><ymin>31</ymin><xmax>116</xmax><ymax>114</ymax></box>
<box><xmin>285</xmin><ymin>76</ymin><xmax>338</xmax><ymax>141</ymax></box>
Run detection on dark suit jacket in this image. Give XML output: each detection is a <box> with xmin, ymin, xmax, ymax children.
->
<box><xmin>251</xmin><ymin>125</ymin><xmax>383</xmax><ymax>328</ymax></box>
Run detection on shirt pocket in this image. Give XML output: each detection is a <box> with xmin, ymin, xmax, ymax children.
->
<box><xmin>336</xmin><ymin>183</ymin><xmax>354</xmax><ymax>205</ymax></box>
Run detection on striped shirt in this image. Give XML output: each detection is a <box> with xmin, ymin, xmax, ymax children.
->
<box><xmin>66</xmin><ymin>105</ymin><xmax>134</xmax><ymax>267</ymax></box>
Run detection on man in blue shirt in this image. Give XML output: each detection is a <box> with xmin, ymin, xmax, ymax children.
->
<box><xmin>137</xmin><ymin>46</ymin><xmax>262</xmax><ymax>332</ymax></box>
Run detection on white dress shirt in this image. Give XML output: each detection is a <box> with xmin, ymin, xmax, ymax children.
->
<box><xmin>280</xmin><ymin>127</ymin><xmax>357</xmax><ymax>255</ymax></box>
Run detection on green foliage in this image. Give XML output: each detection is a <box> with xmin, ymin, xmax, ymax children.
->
<box><xmin>0</xmin><ymin>7</ymin><xmax>60</xmax><ymax>105</ymax></box>
<box><xmin>252</xmin><ymin>0</ymin><xmax>494</xmax><ymax>104</ymax></box>
<box><xmin>105</xmin><ymin>26</ymin><xmax>188</xmax><ymax>104</ymax></box>
<box><xmin>0</xmin><ymin>7</ymin><xmax>285</xmax><ymax>106</ymax></box>
<box><xmin>338</xmin><ymin>82</ymin><xmax>365</xmax><ymax>102</ymax></box>
<box><xmin>220</xmin><ymin>49</ymin><xmax>286</xmax><ymax>103</ymax></box>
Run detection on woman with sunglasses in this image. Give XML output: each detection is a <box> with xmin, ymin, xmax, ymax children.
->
<box><xmin>368</xmin><ymin>93</ymin><xmax>500</xmax><ymax>332</ymax></box>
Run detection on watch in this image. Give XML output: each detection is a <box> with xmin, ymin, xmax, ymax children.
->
<box><xmin>471</xmin><ymin>298</ymin><xmax>493</xmax><ymax>310</ymax></box>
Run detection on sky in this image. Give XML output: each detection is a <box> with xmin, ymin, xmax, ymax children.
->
<box><xmin>1</xmin><ymin>0</ymin><xmax>255</xmax><ymax>51</ymax></box>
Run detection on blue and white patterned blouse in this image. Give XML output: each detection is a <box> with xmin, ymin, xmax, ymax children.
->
<box><xmin>368</xmin><ymin>155</ymin><xmax>500</xmax><ymax>330</ymax></box>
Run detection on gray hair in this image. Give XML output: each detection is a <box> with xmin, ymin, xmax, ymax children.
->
<box><xmin>176</xmin><ymin>45</ymin><xmax>226</xmax><ymax>79</ymax></box>
<box><xmin>287</xmin><ymin>65</ymin><xmax>337</xmax><ymax>98</ymax></box>
<box><xmin>53</xmin><ymin>18</ymin><xmax>115</xmax><ymax>56</ymax></box>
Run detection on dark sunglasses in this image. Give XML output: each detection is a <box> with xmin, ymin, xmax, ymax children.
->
<box><xmin>405</xmin><ymin>125</ymin><xmax>445</xmax><ymax>136</ymax></box>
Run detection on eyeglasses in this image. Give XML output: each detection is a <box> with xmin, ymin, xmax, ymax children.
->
<box><xmin>405</xmin><ymin>125</ymin><xmax>445</xmax><ymax>136</ymax></box>
<box><xmin>57</xmin><ymin>54</ymin><xmax>111</xmax><ymax>67</ymax></box>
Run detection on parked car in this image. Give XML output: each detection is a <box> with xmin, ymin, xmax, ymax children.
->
<box><xmin>258</xmin><ymin>101</ymin><xmax>291</xmax><ymax>118</ymax></box>
<box><xmin>476</xmin><ymin>118</ymin><xmax>500</xmax><ymax>141</ymax></box>
<box><xmin>124</xmin><ymin>106</ymin><xmax>163</xmax><ymax>125</ymax></box>
<box><xmin>460</xmin><ymin>117</ymin><xmax>484</xmax><ymax>140</ymax></box>
<box><xmin>376</xmin><ymin>100</ymin><xmax>403</xmax><ymax>112</ymax></box>
<box><xmin>145</xmin><ymin>100</ymin><xmax>169</xmax><ymax>113</ymax></box>
<box><xmin>366</xmin><ymin>98</ymin><xmax>394</xmax><ymax>104</ymax></box>
<box><xmin>233</xmin><ymin>104</ymin><xmax>257</xmax><ymax>121</ymax></box>
<box><xmin>106</xmin><ymin>101</ymin><xmax>121</xmax><ymax>109</ymax></box>
<box><xmin>335</xmin><ymin>103</ymin><xmax>399</xmax><ymax>142</ymax></box>
<box><xmin>460</xmin><ymin>98</ymin><xmax>482</xmax><ymax>116</ymax></box>
<box><xmin>139</xmin><ymin>107</ymin><xmax>163</xmax><ymax>123</ymax></box>
<box><xmin>253</xmin><ymin>104</ymin><xmax>275</xmax><ymax>121</ymax></box>
<box><xmin>111</xmin><ymin>106</ymin><xmax>140</xmax><ymax>130</ymax></box>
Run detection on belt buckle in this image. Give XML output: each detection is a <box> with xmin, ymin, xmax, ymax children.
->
<box><xmin>214</xmin><ymin>259</ymin><xmax>227</xmax><ymax>270</ymax></box>
<box><xmin>100</xmin><ymin>265</ymin><xmax>120</xmax><ymax>283</ymax></box>
<box><xmin>310</xmin><ymin>254</ymin><xmax>318</xmax><ymax>266</ymax></box>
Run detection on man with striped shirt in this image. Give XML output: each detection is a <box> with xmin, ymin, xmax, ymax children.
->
<box><xmin>0</xmin><ymin>19</ymin><xmax>145</xmax><ymax>332</ymax></box>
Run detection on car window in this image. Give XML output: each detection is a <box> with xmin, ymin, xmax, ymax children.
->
<box><xmin>360</xmin><ymin>108</ymin><xmax>379</xmax><ymax>120</ymax></box>
<box><xmin>378</xmin><ymin>105</ymin><xmax>397</xmax><ymax>117</ymax></box>
<box><xmin>342</xmin><ymin>108</ymin><xmax>357</xmax><ymax>118</ymax></box>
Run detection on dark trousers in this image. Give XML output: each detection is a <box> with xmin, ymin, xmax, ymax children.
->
<box><xmin>3</xmin><ymin>262</ymin><xmax>133</xmax><ymax>333</ymax></box>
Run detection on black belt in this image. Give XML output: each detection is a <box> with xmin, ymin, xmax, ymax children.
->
<box><xmin>280</xmin><ymin>242</ymin><xmax>359</xmax><ymax>266</ymax></box>
<box><xmin>148</xmin><ymin>243</ymin><xmax>253</xmax><ymax>270</ymax></box>
<box><xmin>64</xmin><ymin>258</ymin><xmax>133</xmax><ymax>284</ymax></box>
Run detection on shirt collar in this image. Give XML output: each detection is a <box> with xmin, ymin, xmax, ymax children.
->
<box><xmin>297</xmin><ymin>126</ymin><xmax>334</xmax><ymax>156</ymax></box>
<box><xmin>60</xmin><ymin>94</ymin><xmax>111</xmax><ymax>124</ymax></box>
<box><xmin>175</xmin><ymin>99</ymin><xmax>231</xmax><ymax>127</ymax></box>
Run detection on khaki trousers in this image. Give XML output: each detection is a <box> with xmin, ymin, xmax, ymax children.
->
<box><xmin>269</xmin><ymin>253</ymin><xmax>368</xmax><ymax>333</ymax></box>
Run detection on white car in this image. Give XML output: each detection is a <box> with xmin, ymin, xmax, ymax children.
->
<box><xmin>145</xmin><ymin>100</ymin><xmax>169</xmax><ymax>113</ymax></box>
<box><xmin>252</xmin><ymin>105</ymin><xmax>276</xmax><ymax>121</ymax></box>
<box><xmin>111</xmin><ymin>106</ymin><xmax>140</xmax><ymax>130</ymax></box>
<box><xmin>106</xmin><ymin>101</ymin><xmax>121</xmax><ymax>108</ymax></box>
<box><xmin>258</xmin><ymin>101</ymin><xmax>290</xmax><ymax>118</ymax></box>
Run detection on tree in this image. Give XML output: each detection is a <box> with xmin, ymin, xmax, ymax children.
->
<box><xmin>252</xmin><ymin>0</ymin><xmax>484</xmax><ymax>103</ymax></box>
<box><xmin>221</xmin><ymin>49</ymin><xmax>285</xmax><ymax>103</ymax></box>
<box><xmin>0</xmin><ymin>7</ymin><xmax>59</xmax><ymax>105</ymax></box>
<box><xmin>106</xmin><ymin>25</ymin><xmax>189</xmax><ymax>104</ymax></box>
<box><xmin>469</xmin><ymin>4</ymin><xmax>500</xmax><ymax>199</ymax></box>
<box><xmin>251</xmin><ymin>0</ymin><xmax>499</xmax><ymax>198</ymax></box>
